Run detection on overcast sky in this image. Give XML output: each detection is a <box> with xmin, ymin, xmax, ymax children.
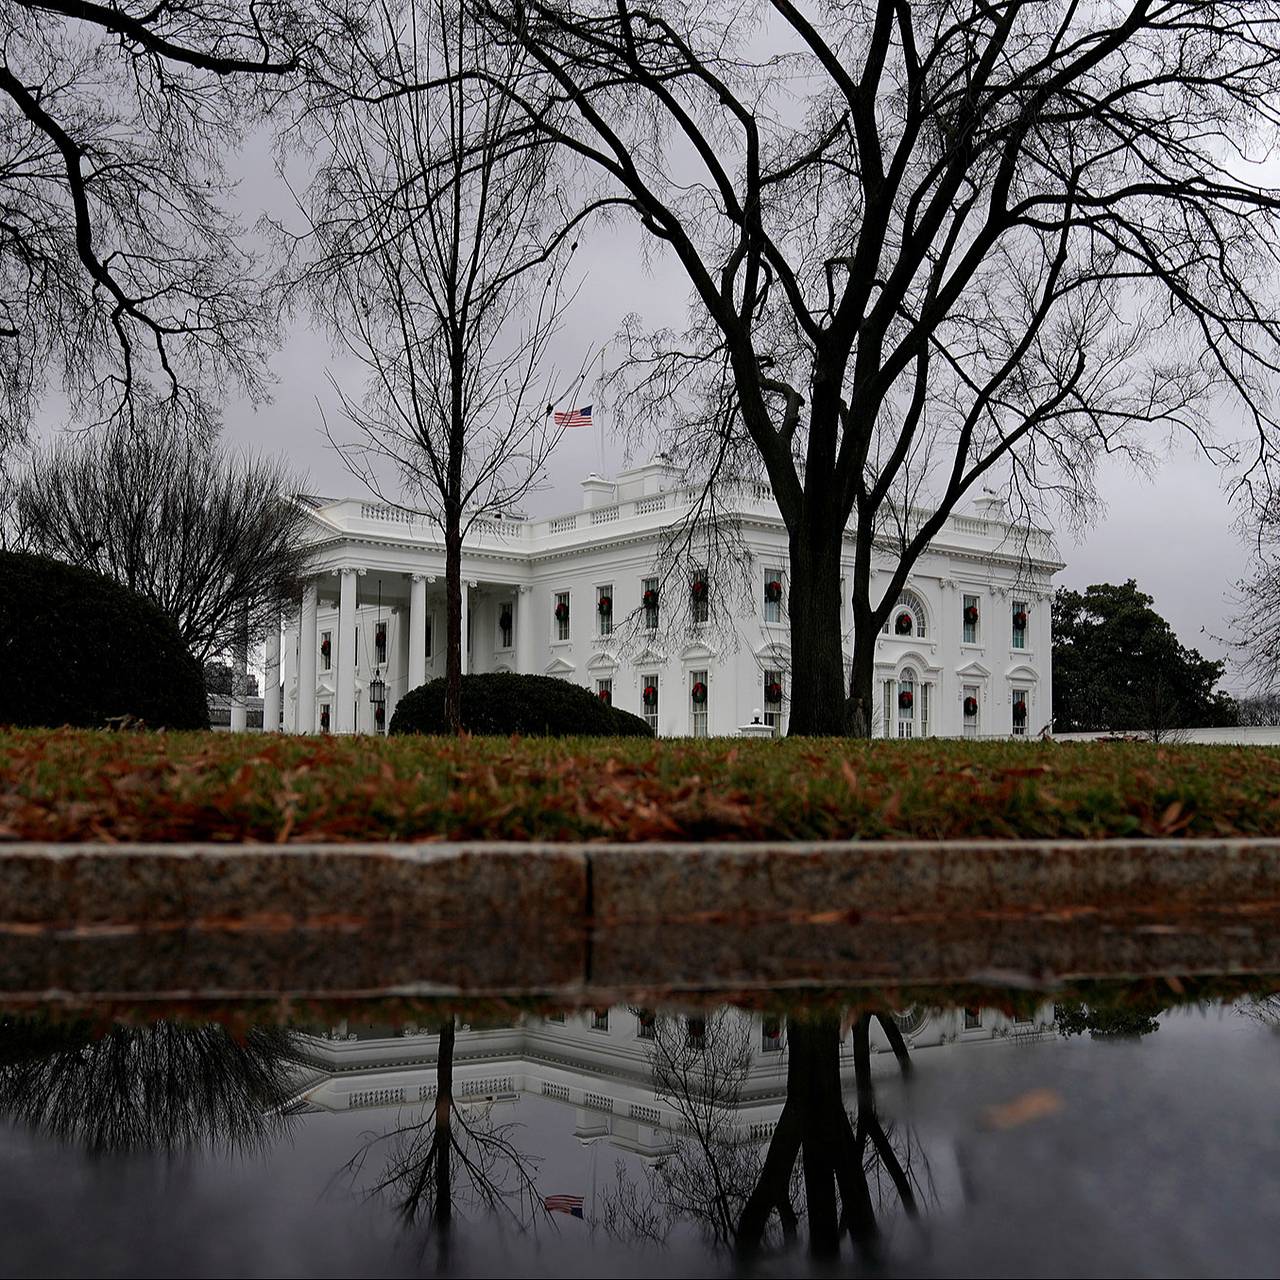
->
<box><xmin>33</xmin><ymin>123</ymin><xmax>1258</xmax><ymax>692</ymax></box>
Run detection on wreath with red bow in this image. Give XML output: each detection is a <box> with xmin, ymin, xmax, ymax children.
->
<box><xmin>964</xmin><ymin>604</ymin><xmax>979</xmax><ymax>625</ymax></box>
<box><xmin>963</xmin><ymin>695</ymin><xmax>979</xmax><ymax>717</ymax></box>
<box><xmin>320</xmin><ymin>636</ymin><xmax>331</xmax><ymax>658</ymax></box>
<box><xmin>1012</xmin><ymin>609</ymin><xmax>1028</xmax><ymax>629</ymax></box>
<box><xmin>690</xmin><ymin>579</ymin><xmax>709</xmax><ymax>603</ymax></box>
<box><xmin>765</xmin><ymin>680</ymin><xmax>783</xmax><ymax>703</ymax></box>
<box><xmin>643</xmin><ymin>684</ymin><xmax>659</xmax><ymax>708</ymax></box>
<box><xmin>895</xmin><ymin>611</ymin><xmax>914</xmax><ymax>634</ymax></box>
<box><xmin>554</xmin><ymin>600</ymin><xmax>570</xmax><ymax>623</ymax></box>
<box><xmin>1012</xmin><ymin>700</ymin><xmax>1028</xmax><ymax>722</ymax></box>
<box><xmin>598</xmin><ymin>687</ymin><xmax>612</xmax><ymax>705</ymax></box>
<box><xmin>898</xmin><ymin>689</ymin><xmax>914</xmax><ymax>710</ymax></box>
<box><xmin>691</xmin><ymin>680</ymin><xmax>708</xmax><ymax>704</ymax></box>
<box><xmin>374</xmin><ymin>704</ymin><xmax>386</xmax><ymax>727</ymax></box>
<box><xmin>764</xmin><ymin>579</ymin><xmax>783</xmax><ymax>603</ymax></box>
<box><xmin>597</xmin><ymin>595</ymin><xmax>612</xmax><ymax>615</ymax></box>
<box><xmin>642</xmin><ymin>588</ymin><xmax>659</xmax><ymax>610</ymax></box>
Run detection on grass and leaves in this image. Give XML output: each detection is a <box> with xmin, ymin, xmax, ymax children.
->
<box><xmin>2</xmin><ymin>729</ymin><xmax>1280</xmax><ymax>843</ymax></box>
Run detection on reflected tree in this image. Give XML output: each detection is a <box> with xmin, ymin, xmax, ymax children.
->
<box><xmin>603</xmin><ymin>1008</ymin><xmax>928</xmax><ymax>1264</ymax></box>
<box><xmin>345</xmin><ymin>1016</ymin><xmax>543</xmax><ymax>1261</ymax></box>
<box><xmin>0</xmin><ymin>1015</ymin><xmax>306</xmax><ymax>1155</ymax></box>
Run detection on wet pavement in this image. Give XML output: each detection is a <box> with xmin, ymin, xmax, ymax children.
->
<box><xmin>0</xmin><ymin>988</ymin><xmax>1274</xmax><ymax>1276</ymax></box>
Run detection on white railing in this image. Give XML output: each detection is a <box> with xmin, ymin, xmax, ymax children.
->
<box><xmin>549</xmin><ymin>514</ymin><xmax>578</xmax><ymax>534</ymax></box>
<box><xmin>635</xmin><ymin>495</ymin><xmax>667</xmax><ymax>515</ymax></box>
<box><xmin>359</xmin><ymin>503</ymin><xmax>415</xmax><ymax>524</ymax></box>
<box><xmin>590</xmin><ymin>505</ymin><xmax>620</xmax><ymax>524</ymax></box>
<box><xmin>349</xmin><ymin>1086</ymin><xmax>405</xmax><ymax>1108</ymax></box>
<box><xmin>583</xmin><ymin>1091</ymin><xmax>615</xmax><ymax>1113</ymax></box>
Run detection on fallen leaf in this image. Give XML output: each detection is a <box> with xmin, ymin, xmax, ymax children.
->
<box><xmin>984</xmin><ymin>1087</ymin><xmax>1064</xmax><ymax>1130</ymax></box>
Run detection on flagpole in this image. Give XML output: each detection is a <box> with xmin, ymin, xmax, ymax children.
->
<box><xmin>597</xmin><ymin>350</ymin><xmax>607</xmax><ymax>479</ymax></box>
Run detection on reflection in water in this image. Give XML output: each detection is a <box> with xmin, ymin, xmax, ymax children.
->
<box><xmin>600</xmin><ymin>1010</ymin><xmax>929</xmax><ymax>1263</ymax></box>
<box><xmin>0</xmin><ymin>1015</ymin><xmax>305</xmax><ymax>1155</ymax></box>
<box><xmin>343</xmin><ymin>1016</ymin><xmax>544</xmax><ymax>1263</ymax></box>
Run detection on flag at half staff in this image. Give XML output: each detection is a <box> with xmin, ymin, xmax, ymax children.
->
<box><xmin>543</xmin><ymin>1193</ymin><xmax>585</xmax><ymax>1219</ymax></box>
<box><xmin>553</xmin><ymin>405</ymin><xmax>592</xmax><ymax>427</ymax></box>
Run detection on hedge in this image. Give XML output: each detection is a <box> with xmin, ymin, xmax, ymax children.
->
<box><xmin>0</xmin><ymin>552</ymin><xmax>208</xmax><ymax>731</ymax></box>
<box><xmin>390</xmin><ymin>672</ymin><xmax>653</xmax><ymax>738</ymax></box>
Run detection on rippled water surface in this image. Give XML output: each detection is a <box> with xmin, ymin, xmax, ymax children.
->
<box><xmin>0</xmin><ymin>991</ymin><xmax>1275</xmax><ymax>1277</ymax></box>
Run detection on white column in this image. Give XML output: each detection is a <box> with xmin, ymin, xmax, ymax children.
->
<box><xmin>460</xmin><ymin>579</ymin><xmax>471</xmax><ymax>677</ymax></box>
<box><xmin>394</xmin><ymin>605</ymin><xmax>410</xmax><ymax>720</ymax></box>
<box><xmin>336</xmin><ymin>568</ymin><xmax>357</xmax><ymax>734</ymax></box>
<box><xmin>515</xmin><ymin>585</ymin><xmax>535</xmax><ymax>674</ymax></box>
<box><xmin>409</xmin><ymin>574</ymin><xmax>427</xmax><ymax>691</ymax></box>
<box><xmin>263</xmin><ymin>614</ymin><xmax>281</xmax><ymax>733</ymax></box>
<box><xmin>298</xmin><ymin>581</ymin><xmax>318</xmax><ymax>734</ymax></box>
<box><xmin>229</xmin><ymin>602</ymin><xmax>249</xmax><ymax>732</ymax></box>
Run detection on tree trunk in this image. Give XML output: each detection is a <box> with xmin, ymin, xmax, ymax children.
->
<box><xmin>444</xmin><ymin>512</ymin><xmax>463</xmax><ymax>735</ymax></box>
<box><xmin>434</xmin><ymin>1016</ymin><xmax>455</xmax><ymax>1233</ymax></box>
<box><xmin>847</xmin><ymin>628</ymin><xmax>877</xmax><ymax>741</ymax></box>
<box><xmin>786</xmin><ymin>526</ymin><xmax>849</xmax><ymax>736</ymax></box>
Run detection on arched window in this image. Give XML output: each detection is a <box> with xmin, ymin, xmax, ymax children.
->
<box><xmin>883</xmin><ymin>588</ymin><xmax>928</xmax><ymax>637</ymax></box>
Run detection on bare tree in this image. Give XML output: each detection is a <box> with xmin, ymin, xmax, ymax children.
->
<box><xmin>461</xmin><ymin>0</ymin><xmax>1280</xmax><ymax>735</ymax></box>
<box><xmin>287</xmin><ymin>0</ymin><xmax>594</xmax><ymax>732</ymax></box>
<box><xmin>0</xmin><ymin>3</ymin><xmax>307</xmax><ymax>449</ymax></box>
<box><xmin>0</xmin><ymin>1014</ymin><xmax>305</xmax><ymax>1155</ymax></box>
<box><xmin>343</xmin><ymin>1017</ymin><xmax>545</xmax><ymax>1267</ymax></box>
<box><xmin>16</xmin><ymin>410</ymin><xmax>311</xmax><ymax>664</ymax></box>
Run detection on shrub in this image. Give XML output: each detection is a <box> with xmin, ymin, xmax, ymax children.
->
<box><xmin>390</xmin><ymin>672</ymin><xmax>653</xmax><ymax>738</ymax></box>
<box><xmin>0</xmin><ymin>551</ymin><xmax>209</xmax><ymax>730</ymax></box>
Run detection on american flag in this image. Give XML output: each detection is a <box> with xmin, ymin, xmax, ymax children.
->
<box><xmin>553</xmin><ymin>404</ymin><xmax>592</xmax><ymax>428</ymax></box>
<box><xmin>543</xmin><ymin>1193</ymin><xmax>585</xmax><ymax>1219</ymax></box>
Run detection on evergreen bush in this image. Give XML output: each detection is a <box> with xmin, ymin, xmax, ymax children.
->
<box><xmin>390</xmin><ymin>672</ymin><xmax>653</xmax><ymax>738</ymax></box>
<box><xmin>0</xmin><ymin>552</ymin><xmax>209</xmax><ymax>730</ymax></box>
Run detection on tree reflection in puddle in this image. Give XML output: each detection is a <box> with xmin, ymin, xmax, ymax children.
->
<box><xmin>0</xmin><ymin>1015</ymin><xmax>305</xmax><ymax>1156</ymax></box>
<box><xmin>600</xmin><ymin>1008</ymin><xmax>930</xmax><ymax>1265</ymax></box>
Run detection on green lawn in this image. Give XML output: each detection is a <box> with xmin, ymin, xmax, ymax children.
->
<box><xmin>3</xmin><ymin>729</ymin><xmax>1280</xmax><ymax>842</ymax></box>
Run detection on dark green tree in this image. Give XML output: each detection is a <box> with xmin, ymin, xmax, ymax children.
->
<box><xmin>1052</xmin><ymin>581</ymin><xmax>1237</xmax><ymax>737</ymax></box>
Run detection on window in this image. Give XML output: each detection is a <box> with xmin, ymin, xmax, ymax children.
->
<box><xmin>319</xmin><ymin>702</ymin><xmax>331</xmax><ymax>733</ymax></box>
<box><xmin>597</xmin><ymin>584</ymin><xmax>614</xmax><ymax>636</ymax></box>
<box><xmin>963</xmin><ymin>593</ymin><xmax>980</xmax><ymax>644</ymax></box>
<box><xmin>964</xmin><ymin>1009</ymin><xmax>983</xmax><ymax>1030</ymax></box>
<box><xmin>1012</xmin><ymin>599</ymin><xmax>1029</xmax><ymax>649</ymax></box>
<box><xmin>1013</xmin><ymin>1012</ymin><xmax>1035</xmax><ymax>1026</ymax></box>
<box><xmin>690</xmin><ymin>669</ymin><xmax>709</xmax><ymax>737</ymax></box>
<box><xmin>643</xmin><ymin>675</ymin><xmax>659</xmax><ymax>732</ymax></box>
<box><xmin>546</xmin><ymin>1012</ymin><xmax>565</xmax><ymax>1025</ymax></box>
<box><xmin>690</xmin><ymin>569</ymin><xmax>709</xmax><ymax>625</ymax></box>
<box><xmin>882</xmin><ymin>678</ymin><xmax>893</xmax><ymax>738</ymax></box>
<box><xmin>636</xmin><ymin>1009</ymin><xmax>656</xmax><ymax>1040</ymax></box>
<box><xmin>1012</xmin><ymin>687</ymin><xmax>1029</xmax><ymax>735</ymax></box>
<box><xmin>920</xmin><ymin>679</ymin><xmax>930</xmax><ymax>738</ymax></box>
<box><xmin>554</xmin><ymin>590</ymin><xmax>570</xmax><ymax>641</ymax></box>
<box><xmin>763</xmin><ymin>668</ymin><xmax>783</xmax><ymax>734</ymax></box>
<box><xmin>424</xmin><ymin>614</ymin><xmax>433</xmax><ymax>660</ymax></box>
<box><xmin>591</xmin><ymin>1008</ymin><xmax>609</xmax><ymax>1032</ymax></box>
<box><xmin>498</xmin><ymin>603</ymin><xmax>513</xmax><ymax>649</ymax></box>
<box><xmin>883</xmin><ymin>589</ymin><xmax>927</xmax><ymax>637</ymax></box>
<box><xmin>761</xmin><ymin>1017</ymin><xmax>784</xmax><ymax>1053</ymax></box>
<box><xmin>963</xmin><ymin>684</ymin><xmax>980</xmax><ymax>738</ymax></box>
<box><xmin>375</xmin><ymin>621</ymin><xmax>387</xmax><ymax>665</ymax></box>
<box><xmin>320</xmin><ymin>630</ymin><xmax>332</xmax><ymax>672</ymax></box>
<box><xmin>642</xmin><ymin>576</ymin><xmax>659</xmax><ymax>630</ymax></box>
<box><xmin>597</xmin><ymin>678</ymin><xmax>613</xmax><ymax>706</ymax></box>
<box><xmin>763</xmin><ymin>569</ymin><xmax>785</xmax><ymax>623</ymax></box>
<box><xmin>897</xmin><ymin>669</ymin><xmax>916</xmax><ymax>739</ymax></box>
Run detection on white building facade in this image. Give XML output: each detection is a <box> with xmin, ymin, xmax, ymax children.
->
<box><xmin>267</xmin><ymin>462</ymin><xmax>1062</xmax><ymax>738</ymax></box>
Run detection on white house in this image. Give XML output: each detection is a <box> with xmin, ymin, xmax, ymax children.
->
<box><xmin>263</xmin><ymin>461</ymin><xmax>1062</xmax><ymax>738</ymax></box>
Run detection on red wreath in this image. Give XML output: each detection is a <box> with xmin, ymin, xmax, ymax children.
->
<box><xmin>1012</xmin><ymin>609</ymin><xmax>1028</xmax><ymax>629</ymax></box>
<box><xmin>643</xmin><ymin>684</ymin><xmax>659</xmax><ymax>708</ymax></box>
<box><xmin>895</xmin><ymin>611</ymin><xmax>914</xmax><ymax>634</ymax></box>
<box><xmin>374</xmin><ymin>704</ymin><xmax>386</xmax><ymax>726</ymax></box>
<box><xmin>764</xmin><ymin>579</ymin><xmax>783</xmax><ymax>603</ymax></box>
<box><xmin>763</xmin><ymin>1018</ymin><xmax>781</xmax><ymax>1040</ymax></box>
<box><xmin>691</xmin><ymin>680</ymin><xmax>708</xmax><ymax>704</ymax></box>
<box><xmin>319</xmin><ymin>706</ymin><xmax>330</xmax><ymax>731</ymax></box>
<box><xmin>598</xmin><ymin>687</ymin><xmax>612</xmax><ymax>705</ymax></box>
<box><xmin>690</xmin><ymin>578</ymin><xmax>709</xmax><ymax>602</ymax></box>
<box><xmin>898</xmin><ymin>689</ymin><xmax>914</xmax><ymax>710</ymax></box>
<box><xmin>963</xmin><ymin>695</ymin><xmax>979</xmax><ymax>717</ymax></box>
<box><xmin>964</xmin><ymin>604</ymin><xmax>980</xmax><ymax>625</ymax></box>
<box><xmin>554</xmin><ymin>601</ymin><xmax>570</xmax><ymax>622</ymax></box>
<box><xmin>642</xmin><ymin>588</ymin><xmax>659</xmax><ymax>610</ymax></box>
<box><xmin>1012</xmin><ymin>700</ymin><xmax>1028</xmax><ymax>722</ymax></box>
<box><xmin>597</xmin><ymin>595</ymin><xmax>612</xmax><ymax>615</ymax></box>
<box><xmin>765</xmin><ymin>680</ymin><xmax>783</xmax><ymax>703</ymax></box>
<box><xmin>320</xmin><ymin>636</ymin><xmax>331</xmax><ymax>658</ymax></box>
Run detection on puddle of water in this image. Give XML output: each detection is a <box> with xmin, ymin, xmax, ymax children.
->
<box><xmin>0</xmin><ymin>991</ymin><xmax>1275</xmax><ymax>1277</ymax></box>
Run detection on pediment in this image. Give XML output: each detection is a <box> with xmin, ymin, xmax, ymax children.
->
<box><xmin>544</xmin><ymin>656</ymin><xmax>577</xmax><ymax>676</ymax></box>
<box><xmin>633</xmin><ymin>643</ymin><xmax>668</xmax><ymax>667</ymax></box>
<box><xmin>955</xmin><ymin>659</ymin><xmax>992</xmax><ymax>679</ymax></box>
<box><xmin>888</xmin><ymin>648</ymin><xmax>942</xmax><ymax>675</ymax></box>
<box><xmin>752</xmin><ymin>640</ymin><xmax>791</xmax><ymax>662</ymax></box>
<box><xmin>1006</xmin><ymin>662</ymin><xmax>1039</xmax><ymax>682</ymax></box>
<box><xmin>586</xmin><ymin>650</ymin><xmax>620</xmax><ymax>673</ymax></box>
<box><xmin>679</xmin><ymin>639</ymin><xmax>719</xmax><ymax>662</ymax></box>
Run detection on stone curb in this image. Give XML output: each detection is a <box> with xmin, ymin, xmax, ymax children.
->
<box><xmin>0</xmin><ymin>840</ymin><xmax>1277</xmax><ymax>1001</ymax></box>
